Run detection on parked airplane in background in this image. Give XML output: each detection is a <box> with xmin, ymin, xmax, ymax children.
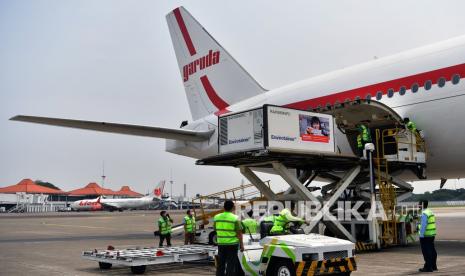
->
<box><xmin>157</xmin><ymin>193</ymin><xmax>179</xmax><ymax>209</ymax></box>
<box><xmin>10</xmin><ymin>6</ymin><xmax>465</xmax><ymax>180</ymax></box>
<box><xmin>70</xmin><ymin>181</ymin><xmax>165</xmax><ymax>211</ymax></box>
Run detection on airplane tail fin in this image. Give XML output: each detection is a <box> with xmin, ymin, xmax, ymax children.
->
<box><xmin>151</xmin><ymin>180</ymin><xmax>166</xmax><ymax>199</ymax></box>
<box><xmin>166</xmin><ymin>7</ymin><xmax>266</xmax><ymax>120</ymax></box>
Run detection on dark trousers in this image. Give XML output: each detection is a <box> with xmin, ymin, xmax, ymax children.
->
<box><xmin>420</xmin><ymin>236</ymin><xmax>437</xmax><ymax>270</ymax></box>
<box><xmin>184</xmin><ymin>232</ymin><xmax>195</xmax><ymax>245</ymax></box>
<box><xmin>159</xmin><ymin>233</ymin><xmax>171</xmax><ymax>247</ymax></box>
<box><xmin>216</xmin><ymin>244</ymin><xmax>243</xmax><ymax>276</ymax></box>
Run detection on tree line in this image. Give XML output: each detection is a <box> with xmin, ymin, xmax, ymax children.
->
<box><xmin>407</xmin><ymin>188</ymin><xmax>465</xmax><ymax>201</ymax></box>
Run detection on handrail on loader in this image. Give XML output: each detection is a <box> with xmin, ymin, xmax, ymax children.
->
<box><xmin>191</xmin><ymin>180</ymin><xmax>271</xmax><ymax>225</ymax></box>
<box><xmin>373</xmin><ymin>126</ymin><xmax>426</xmax><ymax>247</ymax></box>
<box><xmin>377</xmin><ymin>127</ymin><xmax>426</xmax><ymax>162</ymax></box>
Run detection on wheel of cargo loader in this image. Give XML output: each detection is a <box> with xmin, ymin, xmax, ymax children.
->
<box><xmin>208</xmin><ymin>231</ymin><xmax>217</xmax><ymax>245</ymax></box>
<box><xmin>267</xmin><ymin>258</ymin><xmax>296</xmax><ymax>276</ymax></box>
<box><xmin>98</xmin><ymin>262</ymin><xmax>112</xmax><ymax>269</ymax></box>
<box><xmin>130</xmin><ymin>265</ymin><xmax>146</xmax><ymax>274</ymax></box>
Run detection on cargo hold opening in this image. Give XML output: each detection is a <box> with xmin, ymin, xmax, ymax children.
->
<box><xmin>318</xmin><ymin>99</ymin><xmax>404</xmax><ymax>156</ymax></box>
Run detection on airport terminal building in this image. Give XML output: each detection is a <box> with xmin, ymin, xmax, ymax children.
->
<box><xmin>0</xmin><ymin>179</ymin><xmax>143</xmax><ymax>213</ymax></box>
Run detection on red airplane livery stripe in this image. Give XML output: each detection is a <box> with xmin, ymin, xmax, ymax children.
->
<box><xmin>173</xmin><ymin>8</ymin><xmax>197</xmax><ymax>56</ymax></box>
<box><xmin>200</xmin><ymin>75</ymin><xmax>229</xmax><ymax>111</ymax></box>
<box><xmin>214</xmin><ymin>109</ymin><xmax>230</xmax><ymax>116</ymax></box>
<box><xmin>285</xmin><ymin>63</ymin><xmax>465</xmax><ymax>110</ymax></box>
<box><xmin>172</xmin><ymin>8</ymin><xmax>229</xmax><ymax>115</ymax></box>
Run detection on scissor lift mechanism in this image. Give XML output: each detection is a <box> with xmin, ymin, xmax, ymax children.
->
<box><xmin>197</xmin><ymin>145</ymin><xmax>420</xmax><ymax>248</ymax></box>
<box><xmin>197</xmin><ymin>149</ymin><xmax>363</xmax><ymax>243</ymax></box>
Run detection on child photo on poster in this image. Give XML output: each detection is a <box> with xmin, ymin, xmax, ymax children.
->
<box><xmin>299</xmin><ymin>115</ymin><xmax>330</xmax><ymax>143</ymax></box>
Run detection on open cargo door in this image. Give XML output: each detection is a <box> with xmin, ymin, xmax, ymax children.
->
<box><xmin>316</xmin><ymin>100</ymin><xmax>404</xmax><ymax>155</ymax></box>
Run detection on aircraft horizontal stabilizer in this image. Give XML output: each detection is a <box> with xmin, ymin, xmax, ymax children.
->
<box><xmin>10</xmin><ymin>115</ymin><xmax>214</xmax><ymax>142</ymax></box>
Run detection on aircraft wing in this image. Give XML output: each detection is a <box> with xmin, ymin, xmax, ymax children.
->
<box><xmin>100</xmin><ymin>202</ymin><xmax>119</xmax><ymax>209</ymax></box>
<box><xmin>10</xmin><ymin>115</ymin><xmax>214</xmax><ymax>142</ymax></box>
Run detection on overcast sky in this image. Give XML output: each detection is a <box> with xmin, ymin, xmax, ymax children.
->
<box><xmin>2</xmin><ymin>0</ymin><xmax>465</xmax><ymax>196</ymax></box>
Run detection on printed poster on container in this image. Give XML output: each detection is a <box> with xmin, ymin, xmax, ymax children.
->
<box><xmin>266</xmin><ymin>106</ymin><xmax>335</xmax><ymax>153</ymax></box>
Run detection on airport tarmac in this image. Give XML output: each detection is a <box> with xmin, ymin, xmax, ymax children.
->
<box><xmin>0</xmin><ymin>207</ymin><xmax>464</xmax><ymax>275</ymax></box>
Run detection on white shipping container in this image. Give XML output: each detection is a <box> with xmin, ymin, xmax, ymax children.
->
<box><xmin>266</xmin><ymin>106</ymin><xmax>335</xmax><ymax>153</ymax></box>
<box><xmin>218</xmin><ymin>108</ymin><xmax>264</xmax><ymax>154</ymax></box>
<box><xmin>218</xmin><ymin>105</ymin><xmax>335</xmax><ymax>155</ymax></box>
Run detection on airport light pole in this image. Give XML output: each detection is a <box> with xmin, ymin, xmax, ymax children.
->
<box><xmin>183</xmin><ymin>183</ymin><xmax>186</xmax><ymax>199</ymax></box>
<box><xmin>169</xmin><ymin>169</ymin><xmax>173</xmax><ymax>210</ymax></box>
<box><xmin>101</xmin><ymin>161</ymin><xmax>106</xmax><ymax>189</ymax></box>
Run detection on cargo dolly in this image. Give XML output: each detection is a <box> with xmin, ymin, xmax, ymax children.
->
<box><xmin>81</xmin><ymin>245</ymin><xmax>217</xmax><ymax>274</ymax></box>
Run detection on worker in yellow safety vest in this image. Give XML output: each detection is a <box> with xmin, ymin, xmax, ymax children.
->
<box><xmin>158</xmin><ymin>211</ymin><xmax>173</xmax><ymax>247</ymax></box>
<box><xmin>260</xmin><ymin>205</ymin><xmax>280</xmax><ymax>239</ymax></box>
<box><xmin>403</xmin><ymin>117</ymin><xmax>424</xmax><ymax>141</ymax></box>
<box><xmin>263</xmin><ymin>214</ymin><xmax>276</xmax><ymax>223</ymax></box>
<box><xmin>214</xmin><ymin>200</ymin><xmax>244</xmax><ymax>276</ymax></box>
<box><xmin>270</xmin><ymin>203</ymin><xmax>305</xmax><ymax>235</ymax></box>
<box><xmin>356</xmin><ymin>123</ymin><xmax>372</xmax><ymax>157</ymax></box>
<box><xmin>242</xmin><ymin>210</ymin><xmax>259</xmax><ymax>234</ymax></box>
<box><xmin>404</xmin><ymin>117</ymin><xmax>417</xmax><ymax>133</ymax></box>
<box><xmin>356</xmin><ymin>134</ymin><xmax>363</xmax><ymax>156</ymax></box>
<box><xmin>263</xmin><ymin>205</ymin><xmax>280</xmax><ymax>223</ymax></box>
<box><xmin>184</xmin><ymin>209</ymin><xmax>196</xmax><ymax>245</ymax></box>
<box><xmin>417</xmin><ymin>200</ymin><xmax>437</xmax><ymax>272</ymax></box>
<box><xmin>358</xmin><ymin>124</ymin><xmax>372</xmax><ymax>143</ymax></box>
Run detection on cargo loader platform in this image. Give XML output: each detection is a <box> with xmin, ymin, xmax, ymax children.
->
<box><xmin>197</xmin><ymin>148</ymin><xmax>360</xmax><ymax>170</ymax></box>
<box><xmin>197</xmin><ymin>104</ymin><xmax>427</xmax><ymax>249</ymax></box>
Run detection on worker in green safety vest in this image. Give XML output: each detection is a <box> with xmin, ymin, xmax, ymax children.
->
<box><xmin>356</xmin><ymin>123</ymin><xmax>372</xmax><ymax>157</ymax></box>
<box><xmin>270</xmin><ymin>202</ymin><xmax>305</xmax><ymax>235</ymax></box>
<box><xmin>403</xmin><ymin>117</ymin><xmax>424</xmax><ymax>141</ymax></box>
<box><xmin>184</xmin><ymin>209</ymin><xmax>196</xmax><ymax>245</ymax></box>
<box><xmin>260</xmin><ymin>205</ymin><xmax>280</xmax><ymax>239</ymax></box>
<box><xmin>158</xmin><ymin>210</ymin><xmax>173</xmax><ymax>247</ymax></box>
<box><xmin>214</xmin><ymin>200</ymin><xmax>244</xmax><ymax>276</ymax></box>
<box><xmin>417</xmin><ymin>200</ymin><xmax>437</xmax><ymax>272</ymax></box>
<box><xmin>263</xmin><ymin>214</ymin><xmax>277</xmax><ymax>223</ymax></box>
<box><xmin>404</xmin><ymin>117</ymin><xmax>417</xmax><ymax>133</ymax></box>
<box><xmin>242</xmin><ymin>210</ymin><xmax>259</xmax><ymax>234</ymax></box>
<box><xmin>356</xmin><ymin>134</ymin><xmax>363</xmax><ymax>156</ymax></box>
<box><xmin>263</xmin><ymin>205</ymin><xmax>280</xmax><ymax>223</ymax></box>
<box><xmin>358</xmin><ymin>124</ymin><xmax>372</xmax><ymax>142</ymax></box>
